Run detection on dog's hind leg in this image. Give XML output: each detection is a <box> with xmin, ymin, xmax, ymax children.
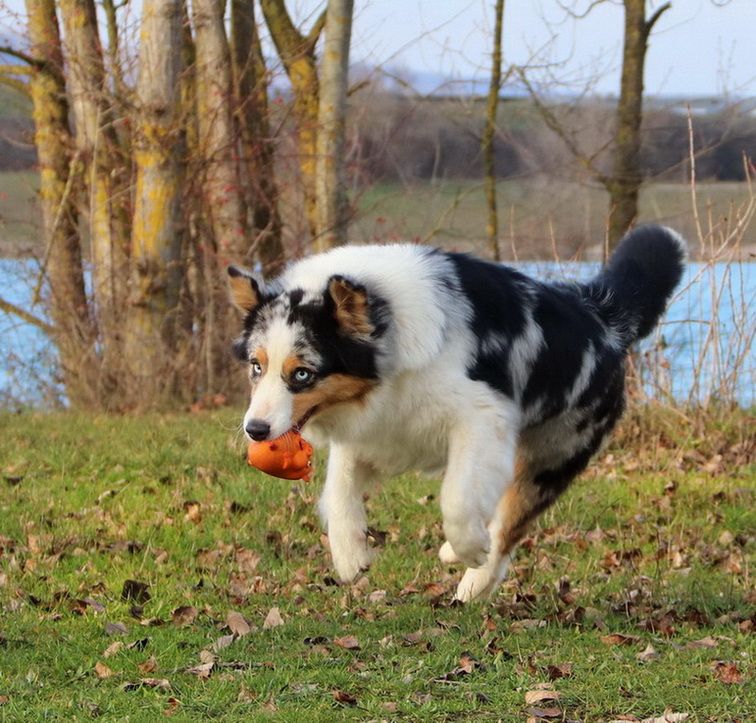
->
<box><xmin>319</xmin><ymin>444</ymin><xmax>377</xmax><ymax>583</ymax></box>
<box><xmin>441</xmin><ymin>401</ymin><xmax>519</xmax><ymax>570</ymax></box>
<box><xmin>454</xmin><ymin>457</ymin><xmax>547</xmax><ymax>602</ymax></box>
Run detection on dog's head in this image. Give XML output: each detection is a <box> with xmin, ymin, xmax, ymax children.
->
<box><xmin>228</xmin><ymin>266</ymin><xmax>389</xmax><ymax>441</ymax></box>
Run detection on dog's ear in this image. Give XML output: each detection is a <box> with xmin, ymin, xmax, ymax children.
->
<box><xmin>327</xmin><ymin>275</ymin><xmax>374</xmax><ymax>336</ymax></box>
<box><xmin>228</xmin><ymin>266</ymin><xmax>262</xmax><ymax>314</ymax></box>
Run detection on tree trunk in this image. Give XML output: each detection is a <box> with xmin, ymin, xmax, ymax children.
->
<box><xmin>128</xmin><ymin>0</ymin><xmax>185</xmax><ymax>396</ymax></box>
<box><xmin>315</xmin><ymin>0</ymin><xmax>353</xmax><ymax>250</ymax></box>
<box><xmin>482</xmin><ymin>0</ymin><xmax>505</xmax><ymax>261</ymax></box>
<box><xmin>608</xmin><ymin>0</ymin><xmax>670</xmax><ymax>250</ymax></box>
<box><xmin>192</xmin><ymin>0</ymin><xmax>247</xmax><ymax>263</ymax></box>
<box><xmin>260</xmin><ymin>0</ymin><xmax>324</xmax><ymax>241</ymax></box>
<box><xmin>59</xmin><ymin>0</ymin><xmax>130</xmax><ymax>331</ymax></box>
<box><xmin>25</xmin><ymin>0</ymin><xmax>94</xmax><ymax>404</ymax></box>
<box><xmin>231</xmin><ymin>0</ymin><xmax>285</xmax><ymax>273</ymax></box>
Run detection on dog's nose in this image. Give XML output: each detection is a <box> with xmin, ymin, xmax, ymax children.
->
<box><xmin>245</xmin><ymin>420</ymin><xmax>271</xmax><ymax>441</ymax></box>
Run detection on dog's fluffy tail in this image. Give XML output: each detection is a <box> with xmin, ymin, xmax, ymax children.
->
<box><xmin>586</xmin><ymin>224</ymin><xmax>687</xmax><ymax>346</ymax></box>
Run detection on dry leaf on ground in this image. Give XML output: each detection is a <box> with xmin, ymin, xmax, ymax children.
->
<box><xmin>171</xmin><ymin>605</ymin><xmax>198</xmax><ymax>627</ymax></box>
<box><xmin>524</xmin><ymin>687</ymin><xmax>561</xmax><ymax>705</ymax></box>
<box><xmin>94</xmin><ymin>661</ymin><xmax>114</xmax><ymax>679</ymax></box>
<box><xmin>226</xmin><ymin>610</ymin><xmax>252</xmax><ymax>637</ymax></box>
<box><xmin>711</xmin><ymin>661</ymin><xmax>743</xmax><ymax>684</ymax></box>
<box><xmin>332</xmin><ymin>689</ymin><xmax>357</xmax><ymax>706</ymax></box>
<box><xmin>333</xmin><ymin>635</ymin><xmax>360</xmax><ymax>650</ymax></box>
<box><xmin>601</xmin><ymin>633</ymin><xmax>640</xmax><ymax>646</ymax></box>
<box><xmin>263</xmin><ymin>607</ymin><xmax>284</xmax><ymax>629</ymax></box>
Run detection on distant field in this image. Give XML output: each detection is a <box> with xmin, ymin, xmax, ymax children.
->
<box><xmin>0</xmin><ymin>171</ymin><xmax>40</xmax><ymax>256</ymax></box>
<box><xmin>352</xmin><ymin>178</ymin><xmax>756</xmax><ymax>259</ymax></box>
<box><xmin>2</xmin><ymin>171</ymin><xmax>754</xmax><ymax>259</ymax></box>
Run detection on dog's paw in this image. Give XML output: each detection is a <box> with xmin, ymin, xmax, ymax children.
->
<box><xmin>329</xmin><ymin>530</ymin><xmax>376</xmax><ymax>583</ymax></box>
<box><xmin>443</xmin><ymin>518</ymin><xmax>490</xmax><ymax>569</ymax></box>
<box><xmin>438</xmin><ymin>541</ymin><xmax>460</xmax><ymax>565</ymax></box>
<box><xmin>454</xmin><ymin>566</ymin><xmax>496</xmax><ymax>603</ymax></box>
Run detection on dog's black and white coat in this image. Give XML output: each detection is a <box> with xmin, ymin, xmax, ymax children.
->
<box><xmin>229</xmin><ymin>225</ymin><xmax>686</xmax><ymax>601</ymax></box>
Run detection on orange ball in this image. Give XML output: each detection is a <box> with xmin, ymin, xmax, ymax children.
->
<box><xmin>247</xmin><ymin>429</ymin><xmax>314</xmax><ymax>481</ymax></box>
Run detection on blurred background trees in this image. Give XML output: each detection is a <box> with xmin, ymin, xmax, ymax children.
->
<box><xmin>0</xmin><ymin>0</ymin><xmax>753</xmax><ymax>410</ymax></box>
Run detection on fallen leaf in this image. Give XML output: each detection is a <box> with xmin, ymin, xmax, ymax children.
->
<box><xmin>524</xmin><ymin>688</ymin><xmax>561</xmax><ymax>705</ymax></box>
<box><xmin>186</xmin><ymin>661</ymin><xmax>214</xmax><ymax>679</ymax></box>
<box><xmin>711</xmin><ymin>661</ymin><xmax>743</xmax><ymax>684</ymax></box>
<box><xmin>140</xmin><ymin>678</ymin><xmax>170</xmax><ymax>690</ymax></box>
<box><xmin>636</xmin><ymin>643</ymin><xmax>659</xmax><ymax>663</ymax></box>
<box><xmin>686</xmin><ymin>636</ymin><xmax>718</xmax><ymax>649</ymax></box>
<box><xmin>333</xmin><ymin>635</ymin><xmax>360</xmax><ymax>650</ymax></box>
<box><xmin>0</xmin><ymin>695</ymin><xmax>8</xmax><ymax>705</ymax></box>
<box><xmin>138</xmin><ymin>656</ymin><xmax>158</xmax><ymax>674</ymax></box>
<box><xmin>544</xmin><ymin>663</ymin><xmax>572</xmax><ymax>680</ymax></box>
<box><xmin>163</xmin><ymin>697</ymin><xmax>180</xmax><ymax>716</ymax></box>
<box><xmin>183</xmin><ymin>501</ymin><xmax>202</xmax><ymax>523</ymax></box>
<box><xmin>121</xmin><ymin>580</ymin><xmax>150</xmax><ymax>604</ymax></box>
<box><xmin>235</xmin><ymin>547</ymin><xmax>260</xmax><ymax>573</ymax></box>
<box><xmin>263</xmin><ymin>607</ymin><xmax>284</xmax><ymax>629</ymax></box>
<box><xmin>226</xmin><ymin>610</ymin><xmax>252</xmax><ymax>637</ymax></box>
<box><xmin>332</xmin><ymin>689</ymin><xmax>357</xmax><ymax>706</ymax></box>
<box><xmin>104</xmin><ymin>622</ymin><xmax>128</xmax><ymax>636</ymax></box>
<box><xmin>171</xmin><ymin>605</ymin><xmax>198</xmax><ymax>627</ymax></box>
<box><xmin>126</xmin><ymin>638</ymin><xmax>150</xmax><ymax>651</ymax></box>
<box><xmin>525</xmin><ymin>706</ymin><xmax>561</xmax><ymax>719</ymax></box>
<box><xmin>212</xmin><ymin>634</ymin><xmax>235</xmax><ymax>652</ymax></box>
<box><xmin>94</xmin><ymin>661</ymin><xmax>114</xmax><ymax>679</ymax></box>
<box><xmin>601</xmin><ymin>633</ymin><xmax>639</xmax><ymax>646</ymax></box>
<box><xmin>103</xmin><ymin>641</ymin><xmax>124</xmax><ymax>658</ymax></box>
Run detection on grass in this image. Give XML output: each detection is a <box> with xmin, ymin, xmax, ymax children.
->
<box><xmin>0</xmin><ymin>409</ymin><xmax>753</xmax><ymax>721</ymax></box>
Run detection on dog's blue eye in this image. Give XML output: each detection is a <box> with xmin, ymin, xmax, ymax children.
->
<box><xmin>250</xmin><ymin>361</ymin><xmax>263</xmax><ymax>377</ymax></box>
<box><xmin>293</xmin><ymin>368</ymin><xmax>314</xmax><ymax>384</ymax></box>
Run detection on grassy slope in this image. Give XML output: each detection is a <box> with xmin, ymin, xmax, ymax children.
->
<box><xmin>0</xmin><ymin>411</ymin><xmax>753</xmax><ymax>721</ymax></box>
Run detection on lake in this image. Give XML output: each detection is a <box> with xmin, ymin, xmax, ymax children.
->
<box><xmin>0</xmin><ymin>258</ymin><xmax>753</xmax><ymax>408</ymax></box>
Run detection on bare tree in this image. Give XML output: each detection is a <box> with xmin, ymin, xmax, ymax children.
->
<box><xmin>315</xmin><ymin>0</ymin><xmax>354</xmax><ymax>249</ymax></box>
<box><xmin>128</xmin><ymin>0</ymin><xmax>185</xmax><ymax>389</ymax></box>
<box><xmin>522</xmin><ymin>0</ymin><xmax>671</xmax><ymax>251</ymax></box>
<box><xmin>260</xmin><ymin>0</ymin><xmax>325</xmax><ymax>239</ymax></box>
<box><xmin>483</xmin><ymin>0</ymin><xmax>505</xmax><ymax>261</ymax></box>
<box><xmin>59</xmin><ymin>0</ymin><xmax>130</xmax><ymax>330</ymax></box>
<box><xmin>608</xmin><ymin>0</ymin><xmax>670</xmax><ymax>245</ymax></box>
<box><xmin>231</xmin><ymin>0</ymin><xmax>284</xmax><ymax>273</ymax></box>
<box><xmin>22</xmin><ymin>0</ymin><xmax>94</xmax><ymax>404</ymax></box>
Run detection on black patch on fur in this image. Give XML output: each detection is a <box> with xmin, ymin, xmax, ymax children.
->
<box><xmin>447</xmin><ymin>252</ymin><xmax>530</xmax><ymax>398</ymax></box>
<box><xmin>286</xmin><ymin>291</ymin><xmax>383</xmax><ymax>380</ymax></box>
<box><xmin>521</xmin><ymin>283</ymin><xmax>605</xmax><ymax>420</ymax></box>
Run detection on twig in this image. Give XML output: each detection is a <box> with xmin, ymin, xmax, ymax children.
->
<box><xmin>0</xmin><ymin>295</ymin><xmax>55</xmax><ymax>335</ymax></box>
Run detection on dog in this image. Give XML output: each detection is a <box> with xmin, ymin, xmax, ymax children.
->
<box><xmin>228</xmin><ymin>224</ymin><xmax>686</xmax><ymax>602</ymax></box>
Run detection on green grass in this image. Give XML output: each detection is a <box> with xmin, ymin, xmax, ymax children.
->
<box><xmin>0</xmin><ymin>411</ymin><xmax>753</xmax><ymax>721</ymax></box>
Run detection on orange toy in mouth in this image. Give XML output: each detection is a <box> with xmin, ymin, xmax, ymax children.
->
<box><xmin>247</xmin><ymin>429</ymin><xmax>314</xmax><ymax>481</ymax></box>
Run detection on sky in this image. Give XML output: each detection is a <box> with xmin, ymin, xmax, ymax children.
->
<box><xmin>2</xmin><ymin>0</ymin><xmax>754</xmax><ymax>97</ymax></box>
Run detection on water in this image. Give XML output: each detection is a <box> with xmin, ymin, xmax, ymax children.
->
<box><xmin>1</xmin><ymin>259</ymin><xmax>753</xmax><ymax>408</ymax></box>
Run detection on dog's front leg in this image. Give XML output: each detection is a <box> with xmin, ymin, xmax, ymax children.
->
<box><xmin>318</xmin><ymin>443</ymin><xmax>376</xmax><ymax>583</ymax></box>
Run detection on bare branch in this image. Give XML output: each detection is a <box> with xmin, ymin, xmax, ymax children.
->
<box><xmin>516</xmin><ymin>66</ymin><xmax>609</xmax><ymax>186</ymax></box>
<box><xmin>305</xmin><ymin>8</ymin><xmax>327</xmax><ymax>53</ymax></box>
<box><xmin>0</xmin><ymin>45</ymin><xmax>43</xmax><ymax>68</ymax></box>
<box><xmin>0</xmin><ymin>296</ymin><xmax>56</xmax><ymax>336</ymax></box>
<box><xmin>645</xmin><ymin>1</ymin><xmax>672</xmax><ymax>34</ymax></box>
<box><xmin>555</xmin><ymin>0</ymin><xmax>610</xmax><ymax>20</ymax></box>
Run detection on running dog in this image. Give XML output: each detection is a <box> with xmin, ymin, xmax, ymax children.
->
<box><xmin>228</xmin><ymin>225</ymin><xmax>686</xmax><ymax>601</ymax></box>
